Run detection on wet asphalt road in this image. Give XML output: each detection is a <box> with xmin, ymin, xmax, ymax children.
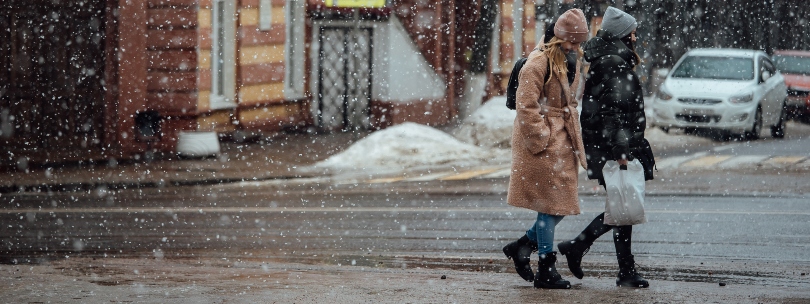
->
<box><xmin>2</xmin><ymin>186</ymin><xmax>808</xmax><ymax>285</ymax></box>
<box><xmin>1</xmin><ymin>121</ymin><xmax>809</xmax><ymax>301</ymax></box>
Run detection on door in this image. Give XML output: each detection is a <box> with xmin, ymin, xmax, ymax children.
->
<box><xmin>316</xmin><ymin>26</ymin><xmax>373</xmax><ymax>132</ymax></box>
<box><xmin>759</xmin><ymin>56</ymin><xmax>780</xmax><ymax>125</ymax></box>
<box><xmin>1</xmin><ymin>0</ymin><xmax>107</xmax><ymax>163</ymax></box>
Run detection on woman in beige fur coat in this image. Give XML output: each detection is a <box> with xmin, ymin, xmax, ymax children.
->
<box><xmin>501</xmin><ymin>9</ymin><xmax>588</xmax><ymax>289</ymax></box>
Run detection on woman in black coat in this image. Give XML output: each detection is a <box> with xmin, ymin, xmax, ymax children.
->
<box><xmin>556</xmin><ymin>6</ymin><xmax>654</xmax><ymax>288</ymax></box>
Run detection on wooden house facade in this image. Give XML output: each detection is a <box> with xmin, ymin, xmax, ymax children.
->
<box><xmin>1</xmin><ymin>0</ymin><xmax>539</xmax><ymax>166</ymax></box>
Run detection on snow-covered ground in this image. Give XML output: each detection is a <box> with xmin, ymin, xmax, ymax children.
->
<box><xmin>312</xmin><ymin>122</ymin><xmax>510</xmax><ymax>173</ymax></box>
<box><xmin>314</xmin><ymin>96</ymin><xmax>712</xmax><ymax>173</ymax></box>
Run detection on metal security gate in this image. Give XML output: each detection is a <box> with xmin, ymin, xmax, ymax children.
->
<box><xmin>1</xmin><ymin>0</ymin><xmax>107</xmax><ymax>164</ymax></box>
<box><xmin>316</xmin><ymin>27</ymin><xmax>372</xmax><ymax>132</ymax></box>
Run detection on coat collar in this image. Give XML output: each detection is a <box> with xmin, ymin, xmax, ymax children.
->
<box><xmin>528</xmin><ymin>47</ymin><xmax>582</xmax><ymax>107</ymax></box>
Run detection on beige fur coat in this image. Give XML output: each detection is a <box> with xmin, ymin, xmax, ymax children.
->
<box><xmin>507</xmin><ymin>49</ymin><xmax>587</xmax><ymax>216</ymax></box>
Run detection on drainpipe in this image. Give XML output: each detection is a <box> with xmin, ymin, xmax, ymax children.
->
<box><xmin>459</xmin><ymin>0</ymin><xmax>499</xmax><ymax>120</ymax></box>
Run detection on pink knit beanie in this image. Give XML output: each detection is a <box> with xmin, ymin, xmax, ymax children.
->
<box><xmin>554</xmin><ymin>9</ymin><xmax>589</xmax><ymax>43</ymax></box>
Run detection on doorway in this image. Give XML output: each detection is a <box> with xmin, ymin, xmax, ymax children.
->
<box><xmin>315</xmin><ymin>26</ymin><xmax>373</xmax><ymax>132</ymax></box>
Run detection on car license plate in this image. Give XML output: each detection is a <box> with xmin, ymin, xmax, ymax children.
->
<box><xmin>682</xmin><ymin>108</ymin><xmax>715</xmax><ymax>116</ymax></box>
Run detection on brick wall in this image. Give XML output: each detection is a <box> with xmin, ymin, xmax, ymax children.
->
<box><xmin>145</xmin><ymin>0</ymin><xmax>199</xmax><ymax>152</ymax></box>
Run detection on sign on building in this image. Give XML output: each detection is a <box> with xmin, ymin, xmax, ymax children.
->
<box><xmin>324</xmin><ymin>0</ymin><xmax>385</xmax><ymax>7</ymax></box>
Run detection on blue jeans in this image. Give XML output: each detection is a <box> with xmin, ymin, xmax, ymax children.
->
<box><xmin>526</xmin><ymin>212</ymin><xmax>565</xmax><ymax>256</ymax></box>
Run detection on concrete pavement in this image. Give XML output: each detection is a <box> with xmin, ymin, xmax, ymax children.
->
<box><xmin>2</xmin><ymin>255</ymin><xmax>808</xmax><ymax>303</ymax></box>
<box><xmin>3</xmin><ymin>131</ymin><xmax>810</xmax><ymax>302</ymax></box>
<box><xmin>1</xmin><ymin>132</ymin><xmax>361</xmax><ymax>193</ymax></box>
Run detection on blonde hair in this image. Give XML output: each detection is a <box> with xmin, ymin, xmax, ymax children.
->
<box><xmin>543</xmin><ymin>37</ymin><xmax>582</xmax><ymax>84</ymax></box>
<box><xmin>631</xmin><ymin>50</ymin><xmax>642</xmax><ymax>68</ymax></box>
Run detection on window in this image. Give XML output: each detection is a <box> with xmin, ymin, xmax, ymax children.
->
<box><xmin>491</xmin><ymin>14</ymin><xmax>501</xmax><ymax>74</ymax></box>
<box><xmin>758</xmin><ymin>57</ymin><xmax>776</xmax><ymax>83</ymax></box>
<box><xmin>672</xmin><ymin>56</ymin><xmax>754</xmax><ymax>81</ymax></box>
<box><xmin>284</xmin><ymin>0</ymin><xmax>305</xmax><ymax>99</ymax></box>
<box><xmin>259</xmin><ymin>0</ymin><xmax>272</xmax><ymax>31</ymax></box>
<box><xmin>762</xmin><ymin>57</ymin><xmax>776</xmax><ymax>74</ymax></box>
<box><xmin>773</xmin><ymin>55</ymin><xmax>810</xmax><ymax>75</ymax></box>
<box><xmin>512</xmin><ymin>2</ymin><xmax>523</xmax><ymax>60</ymax></box>
<box><xmin>210</xmin><ymin>0</ymin><xmax>237</xmax><ymax>109</ymax></box>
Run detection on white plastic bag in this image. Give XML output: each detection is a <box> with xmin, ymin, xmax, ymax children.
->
<box><xmin>603</xmin><ymin>159</ymin><xmax>647</xmax><ymax>226</ymax></box>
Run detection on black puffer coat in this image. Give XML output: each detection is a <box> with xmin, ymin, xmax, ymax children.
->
<box><xmin>580</xmin><ymin>29</ymin><xmax>654</xmax><ymax>184</ymax></box>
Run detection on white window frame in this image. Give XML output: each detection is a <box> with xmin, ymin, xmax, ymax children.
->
<box><xmin>284</xmin><ymin>0</ymin><xmax>306</xmax><ymax>99</ymax></box>
<box><xmin>210</xmin><ymin>0</ymin><xmax>237</xmax><ymax>110</ymax></box>
<box><xmin>535</xmin><ymin>0</ymin><xmax>546</xmax><ymax>45</ymax></box>
<box><xmin>259</xmin><ymin>0</ymin><xmax>272</xmax><ymax>31</ymax></box>
<box><xmin>513</xmin><ymin>0</ymin><xmax>524</xmax><ymax>60</ymax></box>
<box><xmin>491</xmin><ymin>13</ymin><xmax>501</xmax><ymax>74</ymax></box>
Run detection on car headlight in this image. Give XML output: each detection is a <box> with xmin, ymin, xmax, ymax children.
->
<box><xmin>729</xmin><ymin>93</ymin><xmax>754</xmax><ymax>104</ymax></box>
<box><xmin>657</xmin><ymin>86</ymin><xmax>673</xmax><ymax>101</ymax></box>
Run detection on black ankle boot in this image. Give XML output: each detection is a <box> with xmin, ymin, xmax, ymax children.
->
<box><xmin>534</xmin><ymin>252</ymin><xmax>571</xmax><ymax>289</ymax></box>
<box><xmin>503</xmin><ymin>235</ymin><xmax>537</xmax><ymax>282</ymax></box>
<box><xmin>616</xmin><ymin>254</ymin><xmax>649</xmax><ymax>288</ymax></box>
<box><xmin>557</xmin><ymin>239</ymin><xmax>590</xmax><ymax>280</ymax></box>
<box><xmin>558</xmin><ymin>214</ymin><xmax>612</xmax><ymax>280</ymax></box>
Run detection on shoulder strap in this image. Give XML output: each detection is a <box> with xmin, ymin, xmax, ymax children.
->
<box><xmin>505</xmin><ymin>57</ymin><xmax>528</xmax><ymax>110</ymax></box>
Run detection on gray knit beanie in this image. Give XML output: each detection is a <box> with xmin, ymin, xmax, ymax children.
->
<box><xmin>601</xmin><ymin>6</ymin><xmax>637</xmax><ymax>38</ymax></box>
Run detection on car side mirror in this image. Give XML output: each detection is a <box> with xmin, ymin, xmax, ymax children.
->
<box><xmin>761</xmin><ymin>71</ymin><xmax>771</xmax><ymax>82</ymax></box>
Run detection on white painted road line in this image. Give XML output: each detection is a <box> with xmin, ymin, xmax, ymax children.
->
<box><xmin>716</xmin><ymin>155</ymin><xmax>770</xmax><ymax>169</ymax></box>
<box><xmin>682</xmin><ymin>155</ymin><xmax>733</xmax><ymax>168</ymax></box>
<box><xmin>761</xmin><ymin>156</ymin><xmax>808</xmax><ymax>167</ymax></box>
<box><xmin>479</xmin><ymin>167</ymin><xmax>511</xmax><ymax>179</ymax></box>
<box><xmin>656</xmin><ymin>152</ymin><xmax>707</xmax><ymax>169</ymax></box>
<box><xmin>440</xmin><ymin>168</ymin><xmax>502</xmax><ymax>180</ymax></box>
<box><xmin>403</xmin><ymin>172</ymin><xmax>456</xmax><ymax>182</ymax></box>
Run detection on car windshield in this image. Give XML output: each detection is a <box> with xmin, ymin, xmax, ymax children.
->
<box><xmin>773</xmin><ymin>55</ymin><xmax>810</xmax><ymax>75</ymax></box>
<box><xmin>671</xmin><ymin>56</ymin><xmax>754</xmax><ymax>80</ymax></box>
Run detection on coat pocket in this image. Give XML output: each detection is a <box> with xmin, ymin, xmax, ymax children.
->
<box><xmin>523</xmin><ymin>125</ymin><xmax>550</xmax><ymax>155</ymax></box>
<box><xmin>539</xmin><ymin>116</ymin><xmax>567</xmax><ymax>153</ymax></box>
<box><xmin>522</xmin><ymin>115</ymin><xmax>555</xmax><ymax>155</ymax></box>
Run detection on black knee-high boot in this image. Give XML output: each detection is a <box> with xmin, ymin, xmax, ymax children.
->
<box><xmin>558</xmin><ymin>213</ymin><xmax>612</xmax><ymax>279</ymax></box>
<box><xmin>503</xmin><ymin>235</ymin><xmax>538</xmax><ymax>281</ymax></box>
<box><xmin>613</xmin><ymin>225</ymin><xmax>649</xmax><ymax>288</ymax></box>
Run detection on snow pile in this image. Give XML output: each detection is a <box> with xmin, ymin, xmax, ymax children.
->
<box><xmin>453</xmin><ymin>96</ymin><xmax>516</xmax><ymax>148</ymax></box>
<box><xmin>314</xmin><ymin>122</ymin><xmax>510</xmax><ymax>172</ymax></box>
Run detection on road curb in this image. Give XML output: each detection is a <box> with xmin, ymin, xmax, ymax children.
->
<box><xmin>0</xmin><ymin>175</ymin><xmax>311</xmax><ymax>194</ymax></box>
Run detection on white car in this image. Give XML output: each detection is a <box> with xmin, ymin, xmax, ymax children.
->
<box><xmin>651</xmin><ymin>48</ymin><xmax>788</xmax><ymax>140</ymax></box>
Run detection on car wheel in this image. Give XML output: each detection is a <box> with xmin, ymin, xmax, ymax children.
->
<box><xmin>770</xmin><ymin>101</ymin><xmax>787</xmax><ymax>139</ymax></box>
<box><xmin>745</xmin><ymin>106</ymin><xmax>762</xmax><ymax>140</ymax></box>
